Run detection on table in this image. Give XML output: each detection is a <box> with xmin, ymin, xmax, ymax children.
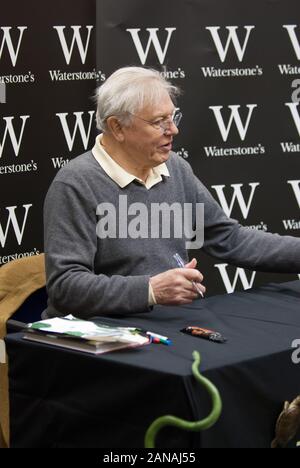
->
<box><xmin>5</xmin><ymin>281</ymin><xmax>300</xmax><ymax>448</ymax></box>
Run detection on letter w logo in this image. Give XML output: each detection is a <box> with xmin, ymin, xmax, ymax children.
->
<box><xmin>0</xmin><ymin>116</ymin><xmax>30</xmax><ymax>158</ymax></box>
<box><xmin>286</xmin><ymin>103</ymin><xmax>300</xmax><ymax>136</ymax></box>
<box><xmin>211</xmin><ymin>183</ymin><xmax>260</xmax><ymax>219</ymax></box>
<box><xmin>206</xmin><ymin>26</ymin><xmax>255</xmax><ymax>62</ymax></box>
<box><xmin>0</xmin><ymin>26</ymin><xmax>27</xmax><ymax>67</ymax></box>
<box><xmin>287</xmin><ymin>180</ymin><xmax>300</xmax><ymax>209</ymax></box>
<box><xmin>126</xmin><ymin>27</ymin><xmax>176</xmax><ymax>65</ymax></box>
<box><xmin>215</xmin><ymin>263</ymin><xmax>256</xmax><ymax>293</ymax></box>
<box><xmin>53</xmin><ymin>26</ymin><xmax>93</xmax><ymax>65</ymax></box>
<box><xmin>209</xmin><ymin>105</ymin><xmax>257</xmax><ymax>142</ymax></box>
<box><xmin>283</xmin><ymin>25</ymin><xmax>300</xmax><ymax>60</ymax></box>
<box><xmin>56</xmin><ymin>111</ymin><xmax>95</xmax><ymax>152</ymax></box>
<box><xmin>0</xmin><ymin>204</ymin><xmax>32</xmax><ymax>248</ymax></box>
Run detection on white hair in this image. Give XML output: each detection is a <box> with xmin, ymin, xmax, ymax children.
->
<box><xmin>95</xmin><ymin>67</ymin><xmax>180</xmax><ymax>132</ymax></box>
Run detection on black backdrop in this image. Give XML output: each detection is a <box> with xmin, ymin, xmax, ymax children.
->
<box><xmin>1</xmin><ymin>0</ymin><xmax>300</xmax><ymax>296</ymax></box>
<box><xmin>0</xmin><ymin>0</ymin><xmax>98</xmax><ymax>265</ymax></box>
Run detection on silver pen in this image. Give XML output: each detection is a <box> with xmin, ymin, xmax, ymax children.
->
<box><xmin>173</xmin><ymin>253</ymin><xmax>204</xmax><ymax>298</ymax></box>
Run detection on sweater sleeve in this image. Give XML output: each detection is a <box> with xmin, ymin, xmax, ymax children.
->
<box><xmin>44</xmin><ymin>180</ymin><xmax>150</xmax><ymax>319</ymax></box>
<box><xmin>175</xmin><ymin>154</ymin><xmax>300</xmax><ymax>273</ymax></box>
<box><xmin>195</xmin><ymin>177</ymin><xmax>300</xmax><ymax>273</ymax></box>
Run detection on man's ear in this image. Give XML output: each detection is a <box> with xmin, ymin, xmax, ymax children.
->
<box><xmin>106</xmin><ymin>116</ymin><xmax>125</xmax><ymax>142</ymax></box>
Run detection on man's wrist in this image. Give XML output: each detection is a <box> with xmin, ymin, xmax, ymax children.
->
<box><xmin>148</xmin><ymin>281</ymin><xmax>157</xmax><ymax>306</ymax></box>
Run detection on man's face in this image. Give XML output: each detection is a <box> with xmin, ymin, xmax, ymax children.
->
<box><xmin>121</xmin><ymin>92</ymin><xmax>179</xmax><ymax>169</ymax></box>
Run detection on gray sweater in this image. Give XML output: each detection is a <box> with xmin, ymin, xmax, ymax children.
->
<box><xmin>44</xmin><ymin>151</ymin><xmax>300</xmax><ymax>318</ymax></box>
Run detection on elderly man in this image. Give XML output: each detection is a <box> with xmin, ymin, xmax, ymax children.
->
<box><xmin>43</xmin><ymin>66</ymin><xmax>300</xmax><ymax>319</ymax></box>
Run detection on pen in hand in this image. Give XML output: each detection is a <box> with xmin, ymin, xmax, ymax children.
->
<box><xmin>173</xmin><ymin>253</ymin><xmax>204</xmax><ymax>298</ymax></box>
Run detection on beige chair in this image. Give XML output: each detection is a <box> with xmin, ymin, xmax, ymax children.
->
<box><xmin>0</xmin><ymin>254</ymin><xmax>46</xmax><ymax>448</ymax></box>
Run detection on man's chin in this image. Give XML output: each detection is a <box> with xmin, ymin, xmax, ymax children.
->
<box><xmin>157</xmin><ymin>149</ymin><xmax>171</xmax><ymax>161</ymax></box>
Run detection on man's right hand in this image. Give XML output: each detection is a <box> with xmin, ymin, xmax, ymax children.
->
<box><xmin>149</xmin><ymin>258</ymin><xmax>206</xmax><ymax>305</ymax></box>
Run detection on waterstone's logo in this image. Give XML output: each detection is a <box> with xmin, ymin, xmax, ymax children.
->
<box><xmin>126</xmin><ymin>27</ymin><xmax>185</xmax><ymax>80</ymax></box>
<box><xmin>96</xmin><ymin>195</ymin><xmax>204</xmax><ymax>250</ymax></box>
<box><xmin>0</xmin><ymin>115</ymin><xmax>38</xmax><ymax>175</ymax></box>
<box><xmin>209</xmin><ymin>105</ymin><xmax>257</xmax><ymax>142</ymax></box>
<box><xmin>280</xmin><ymin>103</ymin><xmax>300</xmax><ymax>154</ymax></box>
<box><xmin>203</xmin><ymin>26</ymin><xmax>263</xmax><ymax>78</ymax></box>
<box><xmin>56</xmin><ymin>111</ymin><xmax>95</xmax><ymax>152</ymax></box>
<box><xmin>54</xmin><ymin>25</ymin><xmax>94</xmax><ymax>65</ymax></box>
<box><xmin>50</xmin><ymin>25</ymin><xmax>105</xmax><ymax>83</ymax></box>
<box><xmin>0</xmin><ymin>203</ymin><xmax>39</xmax><ymax>265</ymax></box>
<box><xmin>206</xmin><ymin>104</ymin><xmax>265</xmax><ymax>158</ymax></box>
<box><xmin>279</xmin><ymin>26</ymin><xmax>300</xmax><ymax>76</ymax></box>
<box><xmin>211</xmin><ymin>182</ymin><xmax>267</xmax><ymax>232</ymax></box>
<box><xmin>0</xmin><ymin>26</ymin><xmax>35</xmax><ymax>85</ymax></box>
<box><xmin>287</xmin><ymin>180</ymin><xmax>300</xmax><ymax>209</ymax></box>
<box><xmin>0</xmin><ymin>115</ymin><xmax>29</xmax><ymax>158</ymax></box>
<box><xmin>282</xmin><ymin>180</ymin><xmax>300</xmax><ymax>232</ymax></box>
<box><xmin>51</xmin><ymin>111</ymin><xmax>95</xmax><ymax>170</ymax></box>
<box><xmin>215</xmin><ymin>264</ymin><xmax>256</xmax><ymax>293</ymax></box>
<box><xmin>211</xmin><ymin>182</ymin><xmax>260</xmax><ymax>221</ymax></box>
<box><xmin>0</xmin><ymin>204</ymin><xmax>32</xmax><ymax>249</ymax></box>
<box><xmin>0</xmin><ymin>26</ymin><xmax>27</xmax><ymax>67</ymax></box>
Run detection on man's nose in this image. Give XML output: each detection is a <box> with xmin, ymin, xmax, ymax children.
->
<box><xmin>165</xmin><ymin>121</ymin><xmax>179</xmax><ymax>136</ymax></box>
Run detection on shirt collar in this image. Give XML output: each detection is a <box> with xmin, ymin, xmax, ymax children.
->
<box><xmin>92</xmin><ymin>134</ymin><xmax>170</xmax><ymax>189</ymax></box>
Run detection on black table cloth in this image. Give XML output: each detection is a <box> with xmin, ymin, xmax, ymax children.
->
<box><xmin>5</xmin><ymin>281</ymin><xmax>300</xmax><ymax>448</ymax></box>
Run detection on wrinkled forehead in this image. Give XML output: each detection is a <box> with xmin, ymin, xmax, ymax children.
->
<box><xmin>136</xmin><ymin>90</ymin><xmax>176</xmax><ymax>118</ymax></box>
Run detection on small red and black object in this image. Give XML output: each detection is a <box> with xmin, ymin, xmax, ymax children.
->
<box><xmin>181</xmin><ymin>326</ymin><xmax>227</xmax><ymax>343</ymax></box>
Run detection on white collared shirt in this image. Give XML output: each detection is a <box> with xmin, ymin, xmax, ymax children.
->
<box><xmin>92</xmin><ymin>134</ymin><xmax>170</xmax><ymax>189</ymax></box>
<box><xmin>92</xmin><ymin>134</ymin><xmax>169</xmax><ymax>305</ymax></box>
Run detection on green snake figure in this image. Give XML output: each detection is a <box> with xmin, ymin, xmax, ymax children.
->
<box><xmin>144</xmin><ymin>351</ymin><xmax>222</xmax><ymax>448</ymax></box>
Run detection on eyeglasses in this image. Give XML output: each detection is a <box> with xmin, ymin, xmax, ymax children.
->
<box><xmin>129</xmin><ymin>108</ymin><xmax>182</xmax><ymax>133</ymax></box>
